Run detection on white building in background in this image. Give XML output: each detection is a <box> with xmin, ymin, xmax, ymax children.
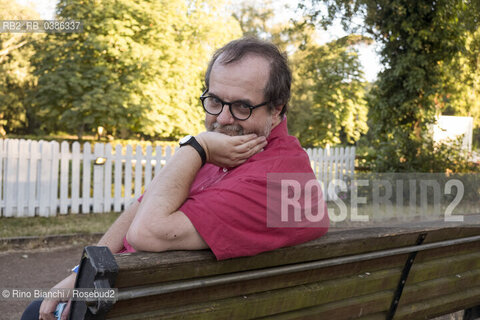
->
<box><xmin>432</xmin><ymin>116</ymin><xmax>473</xmax><ymax>152</ymax></box>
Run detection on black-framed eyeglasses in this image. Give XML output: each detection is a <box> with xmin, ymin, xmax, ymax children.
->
<box><xmin>199</xmin><ymin>90</ymin><xmax>269</xmax><ymax>121</ymax></box>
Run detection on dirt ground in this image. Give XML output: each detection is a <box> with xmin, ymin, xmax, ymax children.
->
<box><xmin>0</xmin><ymin>245</ymin><xmax>85</xmax><ymax>320</ymax></box>
<box><xmin>0</xmin><ymin>243</ymin><xmax>467</xmax><ymax>320</ymax></box>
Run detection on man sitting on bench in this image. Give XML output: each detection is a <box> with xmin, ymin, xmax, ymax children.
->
<box><xmin>23</xmin><ymin>37</ymin><xmax>329</xmax><ymax>320</ymax></box>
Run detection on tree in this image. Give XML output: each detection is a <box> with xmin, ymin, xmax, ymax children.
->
<box><xmin>232</xmin><ymin>0</ymin><xmax>324</xmax><ymax>54</ymax></box>
<box><xmin>302</xmin><ymin>0</ymin><xmax>480</xmax><ymax>171</ymax></box>
<box><xmin>232</xmin><ymin>0</ymin><xmax>369</xmax><ymax>147</ymax></box>
<box><xmin>288</xmin><ymin>35</ymin><xmax>369</xmax><ymax>147</ymax></box>
<box><xmin>439</xmin><ymin>28</ymin><xmax>480</xmax><ymax>127</ymax></box>
<box><xmin>29</xmin><ymin>0</ymin><xmax>241</xmax><ymax>139</ymax></box>
<box><xmin>0</xmin><ymin>1</ymin><xmax>40</xmax><ymax>135</ymax></box>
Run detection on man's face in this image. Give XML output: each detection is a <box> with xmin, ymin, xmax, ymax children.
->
<box><xmin>205</xmin><ymin>54</ymin><xmax>281</xmax><ymax>137</ymax></box>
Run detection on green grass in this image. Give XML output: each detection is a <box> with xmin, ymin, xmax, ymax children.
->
<box><xmin>0</xmin><ymin>212</ymin><xmax>121</xmax><ymax>238</ymax></box>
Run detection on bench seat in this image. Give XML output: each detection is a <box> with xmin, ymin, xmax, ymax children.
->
<box><xmin>70</xmin><ymin>214</ymin><xmax>480</xmax><ymax>319</ymax></box>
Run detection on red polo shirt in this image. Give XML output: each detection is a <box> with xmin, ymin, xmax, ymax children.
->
<box><xmin>121</xmin><ymin>119</ymin><xmax>329</xmax><ymax>259</ymax></box>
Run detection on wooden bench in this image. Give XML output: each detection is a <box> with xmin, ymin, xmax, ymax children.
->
<box><xmin>69</xmin><ymin>214</ymin><xmax>480</xmax><ymax>319</ymax></box>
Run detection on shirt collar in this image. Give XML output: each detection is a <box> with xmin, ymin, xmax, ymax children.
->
<box><xmin>267</xmin><ymin>116</ymin><xmax>288</xmax><ymax>143</ymax></box>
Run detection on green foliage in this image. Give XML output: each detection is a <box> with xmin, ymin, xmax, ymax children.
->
<box><xmin>28</xmin><ymin>0</ymin><xmax>241</xmax><ymax>139</ymax></box>
<box><xmin>232</xmin><ymin>1</ymin><xmax>369</xmax><ymax>147</ymax></box>
<box><xmin>0</xmin><ymin>1</ymin><xmax>40</xmax><ymax>135</ymax></box>
<box><xmin>4</xmin><ymin>0</ymin><xmax>370</xmax><ymax>148</ymax></box>
<box><xmin>417</xmin><ymin>136</ymin><xmax>479</xmax><ymax>173</ymax></box>
<box><xmin>232</xmin><ymin>1</ymin><xmax>275</xmax><ymax>38</ymax></box>
<box><xmin>231</xmin><ymin>0</ymin><xmax>307</xmax><ymax>52</ymax></box>
<box><xmin>439</xmin><ymin>28</ymin><xmax>480</xmax><ymax>128</ymax></box>
<box><xmin>289</xmin><ymin>35</ymin><xmax>370</xmax><ymax>147</ymax></box>
<box><xmin>303</xmin><ymin>0</ymin><xmax>480</xmax><ymax>172</ymax></box>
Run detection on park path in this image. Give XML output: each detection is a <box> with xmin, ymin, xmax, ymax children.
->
<box><xmin>0</xmin><ymin>245</ymin><xmax>84</xmax><ymax>320</ymax></box>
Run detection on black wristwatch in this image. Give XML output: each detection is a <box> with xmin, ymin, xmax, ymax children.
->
<box><xmin>179</xmin><ymin>135</ymin><xmax>206</xmax><ymax>166</ymax></box>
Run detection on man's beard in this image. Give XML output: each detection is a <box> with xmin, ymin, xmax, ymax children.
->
<box><xmin>208</xmin><ymin>123</ymin><xmax>244</xmax><ymax>136</ymax></box>
<box><xmin>206</xmin><ymin>116</ymin><xmax>272</xmax><ymax>137</ymax></box>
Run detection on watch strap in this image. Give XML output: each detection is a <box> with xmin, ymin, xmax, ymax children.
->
<box><xmin>180</xmin><ymin>136</ymin><xmax>206</xmax><ymax>166</ymax></box>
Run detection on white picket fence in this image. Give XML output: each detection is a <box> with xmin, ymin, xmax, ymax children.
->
<box><xmin>0</xmin><ymin>139</ymin><xmax>355</xmax><ymax>217</ymax></box>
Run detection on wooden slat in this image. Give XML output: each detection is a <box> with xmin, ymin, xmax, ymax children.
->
<box><xmin>322</xmin><ymin>147</ymin><xmax>329</xmax><ymax>200</ymax></box>
<box><xmin>400</xmin><ymin>268</ymin><xmax>480</xmax><ymax>309</ymax></box>
<box><xmin>5</xmin><ymin>139</ymin><xmax>18</xmax><ymax>216</ymax></box>
<box><xmin>114</xmin><ymin>220</ymin><xmax>480</xmax><ymax>288</ymax></box>
<box><xmin>104</xmin><ymin>143</ymin><xmax>113</xmax><ymax>212</ymax></box>
<box><xmin>317</xmin><ymin>148</ymin><xmax>324</xmax><ymax>184</ymax></box>
<box><xmin>395</xmin><ymin>286</ymin><xmax>480</xmax><ymax>319</ymax></box>
<box><xmin>124</xmin><ymin>145</ymin><xmax>132</xmax><ymax>207</ymax></box>
<box><xmin>39</xmin><ymin>141</ymin><xmax>51</xmax><ymax>217</ymax></box>
<box><xmin>334</xmin><ymin>147</ymin><xmax>340</xmax><ymax>182</ymax></box>
<box><xmin>109</xmin><ymin>268</ymin><xmax>402</xmax><ymax>319</ymax></box>
<box><xmin>17</xmin><ymin>140</ymin><xmax>28</xmax><ymax>216</ymax></box>
<box><xmin>262</xmin><ymin>257</ymin><xmax>480</xmax><ymax>320</ymax></box>
<box><xmin>421</xmin><ymin>223</ymin><xmax>480</xmax><ymax>243</ymax></box>
<box><xmin>313</xmin><ymin>148</ymin><xmax>319</xmax><ymax>177</ymax></box>
<box><xmin>49</xmin><ymin>141</ymin><xmax>59</xmax><ymax>216</ymax></box>
<box><xmin>93</xmin><ymin>143</ymin><xmax>104</xmax><ymax>213</ymax></box>
<box><xmin>27</xmin><ymin>140</ymin><xmax>39</xmax><ymax>216</ymax></box>
<box><xmin>59</xmin><ymin>141</ymin><xmax>69</xmax><ymax>214</ymax></box>
<box><xmin>338</xmin><ymin>146</ymin><xmax>345</xmax><ymax>182</ymax></box>
<box><xmin>144</xmin><ymin>145</ymin><xmax>152</xmax><ymax>188</ymax></box>
<box><xmin>109</xmin><ymin>255</ymin><xmax>406</xmax><ymax>317</ymax></box>
<box><xmin>71</xmin><ymin>142</ymin><xmax>81</xmax><ymax>214</ymax></box>
<box><xmin>114</xmin><ymin>144</ymin><xmax>122</xmax><ymax>212</ymax></box>
<box><xmin>306</xmin><ymin>148</ymin><xmax>312</xmax><ymax>173</ymax></box>
<box><xmin>257</xmin><ymin>291</ymin><xmax>392</xmax><ymax>320</ymax></box>
<box><xmin>113</xmin><ymin>228</ymin><xmax>423</xmax><ymax>287</ymax></box>
<box><xmin>349</xmin><ymin>147</ymin><xmax>356</xmax><ymax>177</ymax></box>
<box><xmin>327</xmin><ymin>146</ymin><xmax>334</xmax><ymax>200</ymax></box>
<box><xmin>134</xmin><ymin>145</ymin><xmax>143</xmax><ymax>198</ymax></box>
<box><xmin>165</xmin><ymin>146</ymin><xmax>173</xmax><ymax>166</ymax></box>
<box><xmin>82</xmin><ymin>142</ymin><xmax>91</xmax><ymax>213</ymax></box>
<box><xmin>408</xmin><ymin>251</ymin><xmax>480</xmax><ymax>285</ymax></box>
<box><xmin>154</xmin><ymin>146</ymin><xmax>162</xmax><ymax>177</ymax></box>
<box><xmin>413</xmin><ymin>231</ymin><xmax>480</xmax><ymax>265</ymax></box>
<box><xmin>315</xmin><ymin>148</ymin><xmax>321</xmax><ymax>178</ymax></box>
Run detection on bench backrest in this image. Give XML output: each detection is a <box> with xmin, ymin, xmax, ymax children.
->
<box><xmin>70</xmin><ymin>214</ymin><xmax>480</xmax><ymax>319</ymax></box>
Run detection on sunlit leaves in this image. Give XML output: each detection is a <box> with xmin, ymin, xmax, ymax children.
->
<box><xmin>303</xmin><ymin>0</ymin><xmax>480</xmax><ymax>171</ymax></box>
<box><xmin>0</xmin><ymin>0</ymin><xmax>40</xmax><ymax>135</ymax></box>
<box><xmin>29</xmin><ymin>0</ymin><xmax>241</xmax><ymax>139</ymax></box>
<box><xmin>288</xmin><ymin>35</ymin><xmax>369</xmax><ymax>147</ymax></box>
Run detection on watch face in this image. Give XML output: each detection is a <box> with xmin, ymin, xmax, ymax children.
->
<box><xmin>179</xmin><ymin>135</ymin><xmax>192</xmax><ymax>145</ymax></box>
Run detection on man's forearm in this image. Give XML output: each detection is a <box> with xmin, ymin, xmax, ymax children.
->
<box><xmin>96</xmin><ymin>200</ymin><xmax>139</xmax><ymax>253</ymax></box>
<box><xmin>125</xmin><ymin>132</ymin><xmax>266</xmax><ymax>251</ymax></box>
<box><xmin>127</xmin><ymin>145</ymin><xmax>202</xmax><ymax>245</ymax></box>
<box><xmin>94</xmin><ymin>145</ymin><xmax>200</xmax><ymax>253</ymax></box>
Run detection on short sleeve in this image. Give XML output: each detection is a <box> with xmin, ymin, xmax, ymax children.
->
<box><xmin>179</xmin><ymin>173</ymin><xmax>328</xmax><ymax>260</ymax></box>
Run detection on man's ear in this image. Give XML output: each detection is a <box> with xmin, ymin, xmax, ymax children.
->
<box><xmin>272</xmin><ymin>104</ymin><xmax>284</xmax><ymax>118</ymax></box>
